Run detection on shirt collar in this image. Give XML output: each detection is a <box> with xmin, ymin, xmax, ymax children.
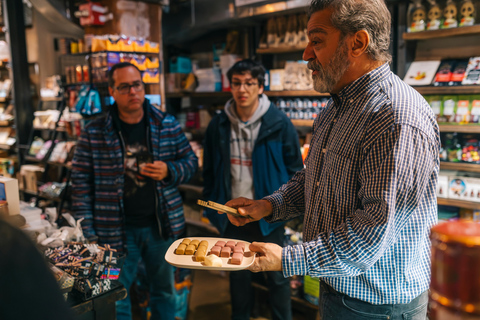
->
<box><xmin>331</xmin><ymin>63</ymin><xmax>391</xmax><ymax>107</ymax></box>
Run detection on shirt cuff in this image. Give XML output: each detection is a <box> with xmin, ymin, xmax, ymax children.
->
<box><xmin>263</xmin><ymin>193</ymin><xmax>286</xmax><ymax>223</ymax></box>
<box><xmin>282</xmin><ymin>244</ymin><xmax>308</xmax><ymax>278</ymax></box>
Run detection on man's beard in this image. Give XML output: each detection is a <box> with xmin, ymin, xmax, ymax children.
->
<box><xmin>308</xmin><ymin>40</ymin><xmax>351</xmax><ymax>93</ymax></box>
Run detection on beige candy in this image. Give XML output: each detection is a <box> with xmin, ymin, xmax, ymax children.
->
<box><xmin>204</xmin><ymin>254</ymin><xmax>222</xmax><ymax>267</ymax></box>
<box><xmin>175</xmin><ymin>244</ymin><xmax>187</xmax><ymax>255</ymax></box>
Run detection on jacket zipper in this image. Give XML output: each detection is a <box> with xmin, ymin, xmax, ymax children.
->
<box><xmin>146</xmin><ymin>125</ymin><xmax>163</xmax><ymax>239</ymax></box>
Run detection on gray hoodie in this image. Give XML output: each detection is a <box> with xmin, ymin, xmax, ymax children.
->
<box><xmin>224</xmin><ymin>93</ymin><xmax>271</xmax><ymax>199</ymax></box>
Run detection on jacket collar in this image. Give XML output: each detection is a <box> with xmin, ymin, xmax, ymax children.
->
<box><xmin>105</xmin><ymin>98</ymin><xmax>165</xmax><ymax>134</ymax></box>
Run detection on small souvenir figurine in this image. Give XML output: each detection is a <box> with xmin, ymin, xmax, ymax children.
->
<box><xmin>442</xmin><ymin>0</ymin><xmax>459</xmax><ymax>28</ymax></box>
<box><xmin>408</xmin><ymin>0</ymin><xmax>427</xmax><ymax>32</ymax></box>
<box><xmin>459</xmin><ymin>0</ymin><xmax>476</xmax><ymax>26</ymax></box>
<box><xmin>427</xmin><ymin>0</ymin><xmax>443</xmax><ymax>30</ymax></box>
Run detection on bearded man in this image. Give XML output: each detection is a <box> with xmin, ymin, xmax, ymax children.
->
<box><xmin>219</xmin><ymin>0</ymin><xmax>440</xmax><ymax>319</ymax></box>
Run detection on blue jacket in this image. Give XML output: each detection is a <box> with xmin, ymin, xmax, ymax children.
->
<box><xmin>203</xmin><ymin>101</ymin><xmax>303</xmax><ymax>236</ymax></box>
<box><xmin>72</xmin><ymin>99</ymin><xmax>198</xmax><ymax>251</ymax></box>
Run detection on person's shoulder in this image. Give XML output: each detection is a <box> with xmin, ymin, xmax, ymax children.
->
<box><xmin>83</xmin><ymin>114</ymin><xmax>109</xmax><ymax>131</ymax></box>
<box><xmin>264</xmin><ymin>103</ymin><xmax>294</xmax><ymax>125</ymax></box>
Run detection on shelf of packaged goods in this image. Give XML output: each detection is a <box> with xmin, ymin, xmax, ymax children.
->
<box><xmin>439</xmin><ymin>124</ymin><xmax>480</xmax><ymax>133</ymax></box>
<box><xmin>403</xmin><ymin>25</ymin><xmax>480</xmax><ymax>41</ymax></box>
<box><xmin>256</xmin><ymin>45</ymin><xmax>306</xmax><ymax>54</ymax></box>
<box><xmin>266</xmin><ymin>90</ymin><xmax>329</xmax><ymax>97</ymax></box>
<box><xmin>40</xmin><ymin>97</ymin><xmax>63</xmax><ymax>102</ymax></box>
<box><xmin>437</xmin><ymin>198</ymin><xmax>480</xmax><ymax>210</ymax></box>
<box><xmin>19</xmin><ymin>189</ymin><xmax>61</xmax><ymax>202</ymax></box>
<box><xmin>64</xmin><ymin>51</ymin><xmax>160</xmax><ymax>56</ymax></box>
<box><xmin>166</xmin><ymin>91</ymin><xmax>231</xmax><ymax>99</ymax></box>
<box><xmin>440</xmin><ymin>162</ymin><xmax>480</xmax><ymax>173</ymax></box>
<box><xmin>413</xmin><ymin>85</ymin><xmax>480</xmax><ymax>95</ymax></box>
<box><xmin>291</xmin><ymin>119</ymin><xmax>314</xmax><ymax>127</ymax></box>
<box><xmin>166</xmin><ymin>90</ymin><xmax>328</xmax><ymax>99</ymax></box>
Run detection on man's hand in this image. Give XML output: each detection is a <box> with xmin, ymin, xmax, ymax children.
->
<box><xmin>247</xmin><ymin>242</ymin><xmax>283</xmax><ymax>272</ymax></box>
<box><xmin>224</xmin><ymin>198</ymin><xmax>273</xmax><ymax>227</ymax></box>
<box><xmin>140</xmin><ymin>161</ymin><xmax>169</xmax><ymax>181</ymax></box>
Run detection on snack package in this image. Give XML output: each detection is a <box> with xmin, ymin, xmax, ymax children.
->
<box><xmin>429</xmin><ymin>95</ymin><xmax>443</xmax><ymax>121</ymax></box>
<box><xmin>434</xmin><ymin>60</ymin><xmax>455</xmax><ymax>86</ymax></box>
<box><xmin>408</xmin><ymin>0</ymin><xmax>427</xmax><ymax>32</ymax></box>
<box><xmin>455</xmin><ymin>95</ymin><xmax>472</xmax><ymax>123</ymax></box>
<box><xmin>459</xmin><ymin>0</ymin><xmax>477</xmax><ymax>26</ymax></box>
<box><xmin>471</xmin><ymin>95</ymin><xmax>480</xmax><ymax>123</ymax></box>
<box><xmin>442</xmin><ymin>0</ymin><xmax>459</xmax><ymax>28</ymax></box>
<box><xmin>449</xmin><ymin>59</ymin><xmax>469</xmax><ymax>86</ymax></box>
<box><xmin>427</xmin><ymin>0</ymin><xmax>443</xmax><ymax>30</ymax></box>
<box><xmin>442</xmin><ymin>95</ymin><xmax>458</xmax><ymax>122</ymax></box>
<box><xmin>462</xmin><ymin>56</ymin><xmax>480</xmax><ymax>85</ymax></box>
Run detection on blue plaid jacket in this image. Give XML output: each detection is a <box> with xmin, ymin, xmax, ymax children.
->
<box><xmin>71</xmin><ymin>99</ymin><xmax>198</xmax><ymax>251</ymax></box>
<box><xmin>265</xmin><ymin>64</ymin><xmax>440</xmax><ymax>304</ymax></box>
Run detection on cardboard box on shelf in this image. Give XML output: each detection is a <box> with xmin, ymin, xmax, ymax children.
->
<box><xmin>19</xmin><ymin>165</ymin><xmax>44</xmax><ymax>193</ymax></box>
<box><xmin>0</xmin><ymin>176</ymin><xmax>20</xmax><ymax>215</ymax></box>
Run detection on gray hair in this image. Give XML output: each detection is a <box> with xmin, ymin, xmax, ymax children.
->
<box><xmin>308</xmin><ymin>0</ymin><xmax>392</xmax><ymax>63</ymax></box>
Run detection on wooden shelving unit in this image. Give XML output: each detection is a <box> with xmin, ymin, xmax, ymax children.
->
<box><xmin>439</xmin><ymin>124</ymin><xmax>480</xmax><ymax>133</ymax></box>
<box><xmin>291</xmin><ymin>119</ymin><xmax>314</xmax><ymax>127</ymax></box>
<box><xmin>166</xmin><ymin>90</ymin><xmax>328</xmax><ymax>99</ymax></box>
<box><xmin>437</xmin><ymin>198</ymin><xmax>480</xmax><ymax>210</ymax></box>
<box><xmin>256</xmin><ymin>45</ymin><xmax>306</xmax><ymax>54</ymax></box>
<box><xmin>440</xmin><ymin>162</ymin><xmax>480</xmax><ymax>173</ymax></box>
<box><xmin>403</xmin><ymin>25</ymin><xmax>480</xmax><ymax>41</ymax></box>
<box><xmin>413</xmin><ymin>86</ymin><xmax>480</xmax><ymax>95</ymax></box>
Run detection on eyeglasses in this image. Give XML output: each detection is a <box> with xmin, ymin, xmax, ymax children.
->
<box><xmin>114</xmin><ymin>81</ymin><xmax>144</xmax><ymax>94</ymax></box>
<box><xmin>231</xmin><ymin>81</ymin><xmax>259</xmax><ymax>90</ymax></box>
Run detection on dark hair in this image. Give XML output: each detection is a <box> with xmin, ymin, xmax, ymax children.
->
<box><xmin>226</xmin><ymin>59</ymin><xmax>266</xmax><ymax>87</ymax></box>
<box><xmin>108</xmin><ymin>62</ymin><xmax>142</xmax><ymax>88</ymax></box>
<box><xmin>308</xmin><ymin>0</ymin><xmax>392</xmax><ymax>63</ymax></box>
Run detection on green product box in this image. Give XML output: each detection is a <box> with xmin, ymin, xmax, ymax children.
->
<box><xmin>428</xmin><ymin>95</ymin><xmax>443</xmax><ymax>121</ymax></box>
<box><xmin>303</xmin><ymin>275</ymin><xmax>319</xmax><ymax>305</ymax></box>
<box><xmin>441</xmin><ymin>95</ymin><xmax>457</xmax><ymax>123</ymax></box>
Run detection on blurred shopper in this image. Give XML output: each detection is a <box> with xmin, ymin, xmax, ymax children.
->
<box><xmin>203</xmin><ymin>59</ymin><xmax>303</xmax><ymax>320</ymax></box>
<box><xmin>71</xmin><ymin>62</ymin><xmax>198</xmax><ymax>320</ymax></box>
<box><xmin>0</xmin><ymin>217</ymin><xmax>76</xmax><ymax>320</ymax></box>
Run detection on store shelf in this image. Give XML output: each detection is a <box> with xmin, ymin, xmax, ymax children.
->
<box><xmin>439</xmin><ymin>124</ymin><xmax>480</xmax><ymax>133</ymax></box>
<box><xmin>413</xmin><ymin>85</ymin><xmax>480</xmax><ymax>95</ymax></box>
<box><xmin>266</xmin><ymin>90</ymin><xmax>328</xmax><ymax>97</ymax></box>
<box><xmin>403</xmin><ymin>25</ymin><xmax>480</xmax><ymax>41</ymax></box>
<box><xmin>440</xmin><ymin>162</ymin><xmax>480</xmax><ymax>173</ymax></box>
<box><xmin>291</xmin><ymin>119</ymin><xmax>314</xmax><ymax>127</ymax></box>
<box><xmin>166</xmin><ymin>90</ymin><xmax>328</xmax><ymax>99</ymax></box>
<box><xmin>40</xmin><ymin>97</ymin><xmax>63</xmax><ymax>102</ymax></box>
<box><xmin>166</xmin><ymin>91</ymin><xmax>232</xmax><ymax>99</ymax></box>
<box><xmin>256</xmin><ymin>45</ymin><xmax>306</xmax><ymax>54</ymax></box>
<box><xmin>64</xmin><ymin>51</ymin><xmax>160</xmax><ymax>56</ymax></box>
<box><xmin>437</xmin><ymin>198</ymin><xmax>480</xmax><ymax>210</ymax></box>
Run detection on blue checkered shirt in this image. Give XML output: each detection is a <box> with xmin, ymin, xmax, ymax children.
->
<box><xmin>264</xmin><ymin>63</ymin><xmax>440</xmax><ymax>304</ymax></box>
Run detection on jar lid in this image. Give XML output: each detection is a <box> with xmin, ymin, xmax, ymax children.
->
<box><xmin>431</xmin><ymin>220</ymin><xmax>480</xmax><ymax>246</ymax></box>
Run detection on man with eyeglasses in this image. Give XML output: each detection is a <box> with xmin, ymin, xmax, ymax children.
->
<box><xmin>71</xmin><ymin>62</ymin><xmax>198</xmax><ymax>320</ymax></box>
<box><xmin>203</xmin><ymin>59</ymin><xmax>303</xmax><ymax>320</ymax></box>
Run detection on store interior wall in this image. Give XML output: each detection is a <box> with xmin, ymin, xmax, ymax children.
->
<box><xmin>26</xmin><ymin>6</ymin><xmax>84</xmax><ymax>95</ymax></box>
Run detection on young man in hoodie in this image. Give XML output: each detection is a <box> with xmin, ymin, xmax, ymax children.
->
<box><xmin>203</xmin><ymin>59</ymin><xmax>303</xmax><ymax>320</ymax></box>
